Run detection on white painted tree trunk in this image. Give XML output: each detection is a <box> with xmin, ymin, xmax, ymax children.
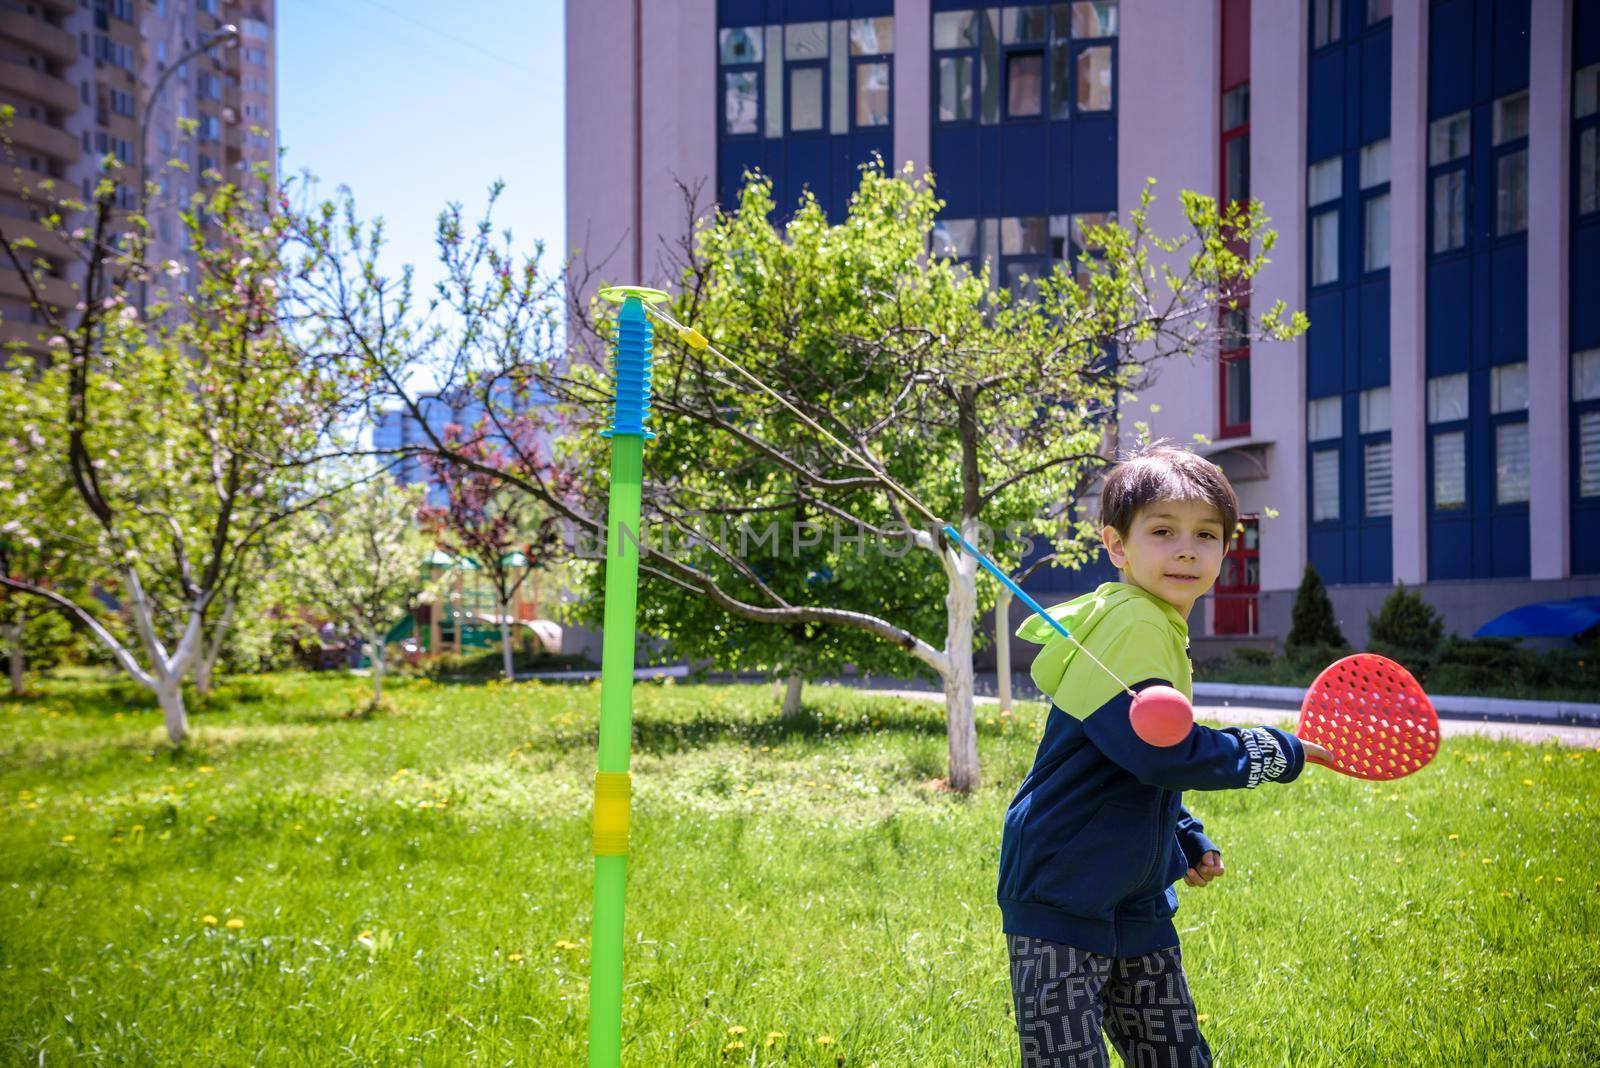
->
<box><xmin>4</xmin><ymin>623</ymin><xmax>23</xmax><ymax>696</ymax></box>
<box><xmin>996</xmin><ymin>586</ymin><xmax>1013</xmax><ymax>716</ymax></box>
<box><xmin>156</xmin><ymin>680</ymin><xmax>188</xmax><ymax>744</ymax></box>
<box><xmin>193</xmin><ymin>595</ymin><xmax>236</xmax><ymax>697</ymax></box>
<box><xmin>938</xmin><ymin>525</ymin><xmax>982</xmax><ymax>793</ymax></box>
<box><xmin>781</xmin><ymin>672</ymin><xmax>804</xmax><ymax>715</ymax></box>
<box><xmin>499</xmin><ymin>599</ymin><xmax>515</xmax><ymax>681</ymax></box>
<box><xmin>370</xmin><ymin>626</ymin><xmax>385</xmax><ymax>704</ymax></box>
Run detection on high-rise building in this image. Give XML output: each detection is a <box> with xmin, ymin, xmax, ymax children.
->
<box><xmin>566</xmin><ymin>0</ymin><xmax>1600</xmax><ymax>650</ymax></box>
<box><xmin>0</xmin><ymin>0</ymin><xmax>277</xmax><ymax>349</ymax></box>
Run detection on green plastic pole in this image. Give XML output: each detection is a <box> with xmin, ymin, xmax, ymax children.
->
<box><xmin>588</xmin><ymin>286</ymin><xmax>666</xmax><ymax>1068</ymax></box>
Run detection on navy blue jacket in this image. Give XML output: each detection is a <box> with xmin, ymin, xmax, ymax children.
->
<box><xmin>996</xmin><ymin>679</ymin><xmax>1306</xmax><ymax>957</ymax></box>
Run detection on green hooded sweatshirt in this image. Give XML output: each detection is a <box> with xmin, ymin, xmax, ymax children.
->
<box><xmin>1016</xmin><ymin>580</ymin><xmax>1192</xmax><ymax>716</ymax></box>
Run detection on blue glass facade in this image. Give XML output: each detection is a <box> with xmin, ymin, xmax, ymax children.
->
<box><xmin>1423</xmin><ymin>0</ymin><xmax>1531</xmax><ymax>580</ymax></box>
<box><xmin>716</xmin><ymin>1</ymin><xmax>896</xmax><ymax>222</ymax></box>
<box><xmin>1572</xmin><ymin>4</ymin><xmax>1600</xmax><ymax>574</ymax></box>
<box><xmin>1304</xmin><ymin>0</ymin><xmax>1393</xmax><ymax>586</ymax></box>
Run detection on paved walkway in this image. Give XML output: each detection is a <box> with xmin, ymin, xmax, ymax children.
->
<box><xmin>853</xmin><ymin>688</ymin><xmax>1600</xmax><ymax>748</ymax></box>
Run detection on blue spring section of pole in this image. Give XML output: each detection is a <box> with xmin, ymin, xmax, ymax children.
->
<box><xmin>602</xmin><ymin>296</ymin><xmax>654</xmax><ymax>440</ymax></box>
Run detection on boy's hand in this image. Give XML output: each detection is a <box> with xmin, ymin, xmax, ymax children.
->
<box><xmin>1184</xmin><ymin>851</ymin><xmax>1224</xmax><ymax>887</ymax></box>
<box><xmin>1301</xmin><ymin>739</ymin><xmax>1335</xmax><ymax>767</ymax></box>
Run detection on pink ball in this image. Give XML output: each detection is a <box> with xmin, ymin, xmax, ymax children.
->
<box><xmin>1130</xmin><ymin>685</ymin><xmax>1194</xmax><ymax>747</ymax></box>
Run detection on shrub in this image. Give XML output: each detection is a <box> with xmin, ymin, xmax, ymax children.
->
<box><xmin>424</xmin><ymin>646</ymin><xmax>597</xmax><ymax>680</ymax></box>
<box><xmin>1235</xmin><ymin>646</ymin><xmax>1274</xmax><ymax>666</ymax></box>
<box><xmin>1366</xmin><ymin>583</ymin><xmax>1445</xmax><ymax>682</ymax></box>
<box><xmin>1286</xmin><ymin>564</ymin><xmax>1348</xmax><ymax>655</ymax></box>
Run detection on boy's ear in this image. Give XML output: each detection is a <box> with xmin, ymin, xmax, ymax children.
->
<box><xmin>1101</xmin><ymin>524</ymin><xmax>1127</xmax><ymax>569</ymax></box>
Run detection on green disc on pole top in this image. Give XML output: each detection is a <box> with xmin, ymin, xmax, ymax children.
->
<box><xmin>598</xmin><ymin>285</ymin><xmax>670</xmax><ymax>304</ymax></box>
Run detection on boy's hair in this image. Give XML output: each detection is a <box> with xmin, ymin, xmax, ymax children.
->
<box><xmin>1099</xmin><ymin>440</ymin><xmax>1239</xmax><ymax>539</ymax></box>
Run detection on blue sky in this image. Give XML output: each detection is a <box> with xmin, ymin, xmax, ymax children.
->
<box><xmin>278</xmin><ymin>0</ymin><xmax>565</xmax><ymax>293</ymax></box>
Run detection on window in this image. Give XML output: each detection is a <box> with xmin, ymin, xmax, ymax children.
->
<box><xmin>1494</xmin><ymin>422</ymin><xmax>1529</xmax><ymax>505</ymax></box>
<box><xmin>1365</xmin><ymin>440</ymin><xmax>1393</xmax><ymax>517</ymax></box>
<box><xmin>1001</xmin><ymin>6</ymin><xmax>1048</xmax><ymax>43</ymax></box>
<box><xmin>1576</xmin><ymin>349</ymin><xmax>1600</xmax><ymax>402</ymax></box>
<box><xmin>784</xmin><ymin>22</ymin><xmax>828</xmax><ymax>60</ymax></box>
<box><xmin>1364</xmin><ymin>194</ymin><xmax>1390</xmax><ymax>271</ymax></box>
<box><xmin>723</xmin><ymin>71</ymin><xmax>759</xmax><ymax>135</ymax></box>
<box><xmin>1312</xmin><ymin>449</ymin><xmax>1341</xmax><ymax>521</ymax></box>
<box><xmin>854</xmin><ymin>62</ymin><xmax>890</xmax><ymax>127</ymax></box>
<box><xmin>1492</xmin><ymin>90</ymin><xmax>1529</xmax><ymax>145</ymax></box>
<box><xmin>1490</xmin><ymin>362</ymin><xmax>1528</xmax><ymax>413</ymax></box>
<box><xmin>1076</xmin><ymin>45</ymin><xmax>1113</xmax><ymax>111</ymax></box>
<box><xmin>1581</xmin><ymin>128</ymin><xmax>1598</xmax><ymax>216</ymax></box>
<box><xmin>1313</xmin><ymin>0</ymin><xmax>1340</xmax><ymax>47</ymax></box>
<box><xmin>1428</xmin><ymin>373</ymin><xmax>1469</xmax><ymax>423</ymax></box>
<box><xmin>1070</xmin><ymin>1</ymin><xmax>1119</xmax><ymax>38</ymax></box>
<box><xmin>1007</xmin><ymin>51</ymin><xmax>1044</xmax><ymax>116</ymax></box>
<box><xmin>1432</xmin><ymin>170</ymin><xmax>1466</xmax><ymax>252</ymax></box>
<box><xmin>933</xmin><ymin>11</ymin><xmax>982</xmax><ymax>49</ymax></box>
<box><xmin>789</xmin><ymin>67</ymin><xmax>823</xmax><ymax>132</ymax></box>
<box><xmin>1367</xmin><ymin>0</ymin><xmax>1392</xmax><ymax>23</ymax></box>
<box><xmin>1308</xmin><ymin>396</ymin><xmax>1342</xmax><ymax>441</ymax></box>
<box><xmin>1581</xmin><ymin>412</ymin><xmax>1600</xmax><ymax>498</ymax></box>
<box><xmin>1312</xmin><ymin>209</ymin><xmax>1339</xmax><ymax>285</ymax></box>
<box><xmin>1496</xmin><ymin>149</ymin><xmax>1528</xmax><ymax>235</ymax></box>
<box><xmin>1579</xmin><ymin>62</ymin><xmax>1600</xmax><ymax>117</ymax></box>
<box><xmin>931</xmin><ymin>219</ymin><xmax>978</xmax><ymax>259</ymax></box>
<box><xmin>1224</xmin><ymin>136</ymin><xmax>1250</xmax><ymax>203</ymax></box>
<box><xmin>1000</xmin><ymin>216</ymin><xmax>1049</xmax><ymax>255</ymax></box>
<box><xmin>1429</xmin><ymin>111</ymin><xmax>1470</xmax><ymax>164</ymax></box>
<box><xmin>849</xmin><ymin>17</ymin><xmax>893</xmax><ymax>55</ymax></box>
<box><xmin>720</xmin><ymin>26</ymin><xmax>762</xmax><ymax>63</ymax></box>
<box><xmin>1433</xmin><ymin>432</ymin><xmax>1467</xmax><ymax>509</ymax></box>
<box><xmin>938</xmin><ymin>56</ymin><xmax>975</xmax><ymax>121</ymax></box>
<box><xmin>1359</xmin><ymin>139</ymin><xmax>1390</xmax><ymax>187</ymax></box>
<box><xmin>1359</xmin><ymin>386</ymin><xmax>1391</xmax><ymax>433</ymax></box>
<box><xmin>1222</xmin><ymin>355</ymin><xmax>1251</xmax><ymax>431</ymax></box>
<box><xmin>1223</xmin><ymin>85</ymin><xmax>1249</xmax><ymax>130</ymax></box>
<box><xmin>1308</xmin><ymin>156</ymin><xmax>1342</xmax><ymax>205</ymax></box>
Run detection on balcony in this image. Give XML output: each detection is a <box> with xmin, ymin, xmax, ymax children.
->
<box><xmin>4</xmin><ymin>116</ymin><xmax>78</xmax><ymax>164</ymax></box>
<box><xmin>0</xmin><ymin>61</ymin><xmax>78</xmax><ymax>113</ymax></box>
<box><xmin>0</xmin><ymin>11</ymin><xmax>77</xmax><ymax>65</ymax></box>
<box><xmin>0</xmin><ymin>267</ymin><xmax>75</xmax><ymax>312</ymax></box>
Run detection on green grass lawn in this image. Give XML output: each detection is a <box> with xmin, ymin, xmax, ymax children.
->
<box><xmin>2</xmin><ymin>671</ymin><xmax>1598</xmax><ymax>1066</ymax></box>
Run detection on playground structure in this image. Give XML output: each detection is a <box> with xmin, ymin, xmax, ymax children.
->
<box><xmin>386</xmin><ymin>549</ymin><xmax>563</xmax><ymax>657</ymax></box>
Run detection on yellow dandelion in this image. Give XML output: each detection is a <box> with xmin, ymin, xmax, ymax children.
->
<box><xmin>293</xmin><ymin>824</ymin><xmax>303</xmax><ymax>831</ymax></box>
<box><xmin>555</xmin><ymin>939</ymin><xmax>578</xmax><ymax>950</ymax></box>
<box><xmin>204</xmin><ymin>915</ymin><xmax>218</xmax><ymax>926</ymax></box>
<box><xmin>1555</xmin><ymin>877</ymin><xmax>1564</xmax><ymax>883</ymax></box>
<box><xmin>508</xmin><ymin>952</ymin><xmax>523</xmax><ymax>962</ymax></box>
<box><xmin>198</xmin><ymin>765</ymin><xmax>215</xmax><ymax>773</ymax></box>
<box><xmin>765</xmin><ymin>1030</ymin><xmax>787</xmax><ymax>1048</ymax></box>
<box><xmin>1499</xmin><ymin>891</ymin><xmax>1513</xmax><ymax>898</ymax></box>
<box><xmin>225</xmin><ymin>918</ymin><xmax>244</xmax><ymax>930</ymax></box>
<box><xmin>722</xmin><ymin>1041</ymin><xmax>745</xmax><ymax>1052</ymax></box>
<box><xmin>60</xmin><ymin>834</ymin><xmax>75</xmax><ymax>843</ymax></box>
<box><xmin>727</xmin><ymin>1025</ymin><xmax>747</xmax><ymax>1036</ymax></box>
<box><xmin>1448</xmin><ymin>834</ymin><xmax>1459</xmax><ymax>840</ymax></box>
<box><xmin>1543</xmin><ymin>754</ymin><xmax>1553</xmax><ymax>763</ymax></box>
<box><xmin>1198</xmin><ymin>1013</ymin><xmax>1211</xmax><ymax>1023</ymax></box>
<box><xmin>1522</xmin><ymin>779</ymin><xmax>1534</xmax><ymax>786</ymax></box>
<box><xmin>1535</xmin><ymin>876</ymin><xmax>1545</xmax><ymax>884</ymax></box>
<box><xmin>1482</xmin><ymin>857</ymin><xmax>1494</xmax><ymax>865</ymax></box>
<box><xmin>25</xmin><ymin>802</ymin><xmax>38</xmax><ymax>810</ymax></box>
<box><xmin>132</xmin><ymin>824</ymin><xmax>144</xmax><ymax>833</ymax></box>
<box><xmin>815</xmin><ymin>1034</ymin><xmax>835</xmax><ymax>1046</ymax></box>
<box><xmin>206</xmin><ymin>815</ymin><xmax>218</xmax><ymax>823</ymax></box>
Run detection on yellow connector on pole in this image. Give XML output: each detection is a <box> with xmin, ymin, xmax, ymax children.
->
<box><xmin>592</xmin><ymin>771</ymin><xmax>632</xmax><ymax>855</ymax></box>
<box><xmin>678</xmin><ymin>326</ymin><xmax>708</xmax><ymax>350</ymax></box>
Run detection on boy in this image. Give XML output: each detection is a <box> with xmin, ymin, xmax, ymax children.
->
<box><xmin>996</xmin><ymin>442</ymin><xmax>1332</xmax><ymax>1068</ymax></box>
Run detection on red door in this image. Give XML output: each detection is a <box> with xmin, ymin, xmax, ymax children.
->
<box><xmin>1213</xmin><ymin>515</ymin><xmax>1259</xmax><ymax>635</ymax></box>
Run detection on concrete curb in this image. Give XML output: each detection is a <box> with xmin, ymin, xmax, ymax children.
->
<box><xmin>1192</xmin><ymin>681</ymin><xmax>1600</xmax><ymax>727</ymax></box>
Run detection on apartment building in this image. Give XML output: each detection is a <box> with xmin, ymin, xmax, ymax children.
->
<box><xmin>565</xmin><ymin>0</ymin><xmax>1598</xmax><ymax>650</ymax></box>
<box><xmin>0</xmin><ymin>0</ymin><xmax>276</xmax><ymax>348</ymax></box>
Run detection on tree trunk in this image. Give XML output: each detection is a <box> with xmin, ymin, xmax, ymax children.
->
<box><xmin>942</xmin><ymin>532</ymin><xmax>981</xmax><ymax>793</ymax></box>
<box><xmin>499</xmin><ymin>599</ymin><xmax>515</xmax><ymax>681</ymax></box>
<box><xmin>193</xmin><ymin>595</ymin><xmax>236</xmax><ymax>697</ymax></box>
<box><xmin>156</xmin><ymin>681</ymin><xmax>188</xmax><ymax>745</ymax></box>
<box><xmin>4</xmin><ymin>623</ymin><xmax>24</xmax><ymax>696</ymax></box>
<box><xmin>995</xmin><ymin>587</ymin><xmax>1013</xmax><ymax>716</ymax></box>
<box><xmin>371</xmin><ymin>626</ymin><xmax>384</xmax><ymax>704</ymax></box>
<box><xmin>781</xmin><ymin>672</ymin><xmax>804</xmax><ymax>715</ymax></box>
<box><xmin>194</xmin><ymin>653</ymin><xmax>215</xmax><ymax>697</ymax></box>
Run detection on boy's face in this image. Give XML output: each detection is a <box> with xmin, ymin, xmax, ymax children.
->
<box><xmin>1101</xmin><ymin>498</ymin><xmax>1228</xmax><ymax>616</ymax></box>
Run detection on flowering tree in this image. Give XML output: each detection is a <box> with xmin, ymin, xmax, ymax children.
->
<box><xmin>0</xmin><ymin>147</ymin><xmax>354</xmax><ymax>742</ymax></box>
<box><xmin>418</xmin><ymin>433</ymin><xmax>565</xmax><ymax>680</ymax></box>
<box><xmin>289</xmin><ymin>474</ymin><xmax>432</xmax><ymax>705</ymax></box>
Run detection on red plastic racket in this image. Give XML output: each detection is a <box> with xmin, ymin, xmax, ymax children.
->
<box><xmin>1295</xmin><ymin>654</ymin><xmax>1440</xmax><ymax>780</ymax></box>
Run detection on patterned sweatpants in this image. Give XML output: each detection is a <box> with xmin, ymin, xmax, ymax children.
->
<box><xmin>1006</xmin><ymin>934</ymin><xmax>1213</xmax><ymax>1068</ymax></box>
